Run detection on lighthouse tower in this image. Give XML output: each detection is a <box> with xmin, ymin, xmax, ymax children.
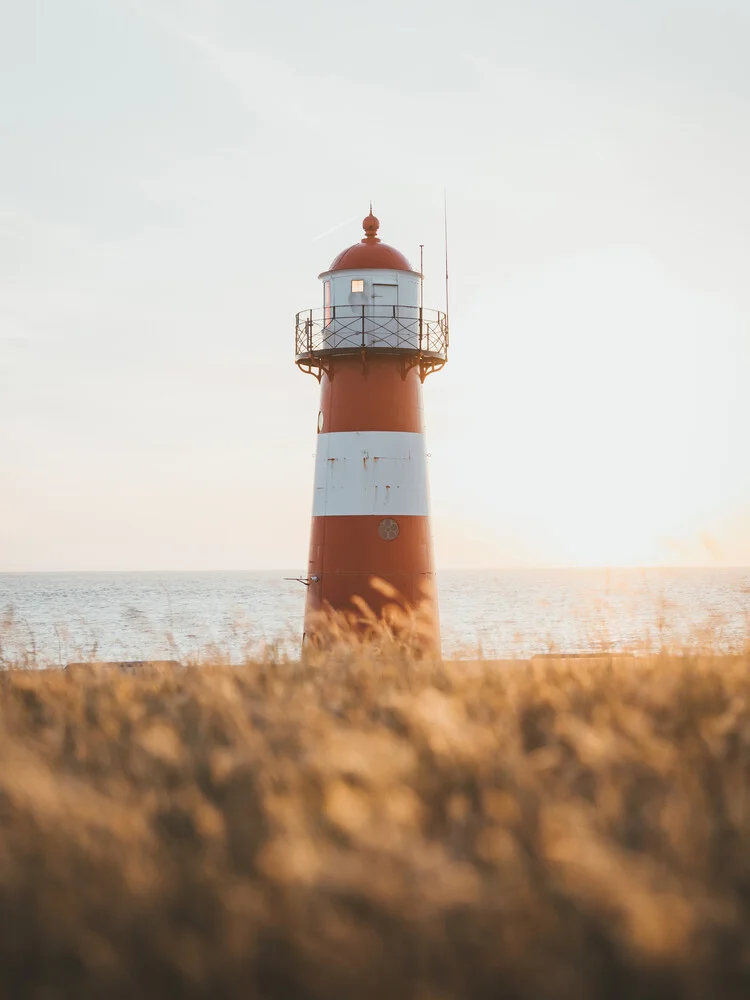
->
<box><xmin>295</xmin><ymin>211</ymin><xmax>448</xmax><ymax>646</ymax></box>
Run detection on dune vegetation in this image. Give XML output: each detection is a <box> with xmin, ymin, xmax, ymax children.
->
<box><xmin>1</xmin><ymin>610</ymin><xmax>750</xmax><ymax>999</ymax></box>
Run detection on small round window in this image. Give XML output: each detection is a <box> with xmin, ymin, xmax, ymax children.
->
<box><xmin>378</xmin><ymin>518</ymin><xmax>399</xmax><ymax>541</ymax></box>
<box><xmin>317</xmin><ymin>411</ymin><xmax>324</xmax><ymax>433</ymax></box>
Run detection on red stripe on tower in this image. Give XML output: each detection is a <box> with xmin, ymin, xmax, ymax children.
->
<box><xmin>294</xmin><ymin>211</ymin><xmax>448</xmax><ymax>649</ymax></box>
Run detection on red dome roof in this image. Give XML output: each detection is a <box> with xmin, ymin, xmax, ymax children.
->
<box><xmin>322</xmin><ymin>212</ymin><xmax>416</xmax><ymax>274</ymax></box>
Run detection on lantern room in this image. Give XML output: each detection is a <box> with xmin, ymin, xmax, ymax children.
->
<box><xmin>320</xmin><ymin>211</ymin><xmax>421</xmax><ymax>327</ymax></box>
<box><xmin>295</xmin><ymin>212</ymin><xmax>448</xmax><ymax>382</ymax></box>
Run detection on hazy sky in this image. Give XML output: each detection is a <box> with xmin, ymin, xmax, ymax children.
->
<box><xmin>2</xmin><ymin>0</ymin><xmax>749</xmax><ymax>571</ymax></box>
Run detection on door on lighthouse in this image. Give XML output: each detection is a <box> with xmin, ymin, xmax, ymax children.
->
<box><xmin>371</xmin><ymin>283</ymin><xmax>398</xmax><ymax>346</ymax></box>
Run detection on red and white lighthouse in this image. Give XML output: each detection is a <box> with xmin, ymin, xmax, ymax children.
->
<box><xmin>295</xmin><ymin>211</ymin><xmax>448</xmax><ymax>647</ymax></box>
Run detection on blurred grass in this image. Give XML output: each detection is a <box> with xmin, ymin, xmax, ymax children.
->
<box><xmin>1</xmin><ymin>623</ymin><xmax>750</xmax><ymax>998</ymax></box>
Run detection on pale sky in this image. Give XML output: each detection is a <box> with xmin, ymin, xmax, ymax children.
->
<box><xmin>1</xmin><ymin>0</ymin><xmax>749</xmax><ymax>571</ymax></box>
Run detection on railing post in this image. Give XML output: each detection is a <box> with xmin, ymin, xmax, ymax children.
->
<box><xmin>361</xmin><ymin>304</ymin><xmax>366</xmax><ymax>348</ymax></box>
<box><xmin>419</xmin><ymin>306</ymin><xmax>423</xmax><ymax>352</ymax></box>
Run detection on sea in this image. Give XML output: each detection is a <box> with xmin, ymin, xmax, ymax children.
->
<box><xmin>1</xmin><ymin>568</ymin><xmax>748</xmax><ymax>667</ymax></box>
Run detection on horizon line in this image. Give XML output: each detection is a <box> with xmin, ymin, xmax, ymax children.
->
<box><xmin>2</xmin><ymin>565</ymin><xmax>748</xmax><ymax>575</ymax></box>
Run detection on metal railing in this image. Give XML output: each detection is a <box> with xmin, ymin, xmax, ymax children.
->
<box><xmin>294</xmin><ymin>305</ymin><xmax>448</xmax><ymax>360</ymax></box>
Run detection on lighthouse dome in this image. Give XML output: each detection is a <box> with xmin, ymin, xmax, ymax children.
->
<box><xmin>323</xmin><ymin>213</ymin><xmax>417</xmax><ymax>275</ymax></box>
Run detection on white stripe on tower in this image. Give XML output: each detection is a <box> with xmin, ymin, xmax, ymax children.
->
<box><xmin>312</xmin><ymin>431</ymin><xmax>429</xmax><ymax>517</ymax></box>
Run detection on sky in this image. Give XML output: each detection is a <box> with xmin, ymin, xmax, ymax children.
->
<box><xmin>1</xmin><ymin>0</ymin><xmax>749</xmax><ymax>571</ymax></box>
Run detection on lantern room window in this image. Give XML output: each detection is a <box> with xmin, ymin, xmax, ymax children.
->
<box><xmin>351</xmin><ymin>279</ymin><xmax>364</xmax><ymax>293</ymax></box>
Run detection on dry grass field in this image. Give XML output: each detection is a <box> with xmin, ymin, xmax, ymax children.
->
<box><xmin>1</xmin><ymin>627</ymin><xmax>750</xmax><ymax>998</ymax></box>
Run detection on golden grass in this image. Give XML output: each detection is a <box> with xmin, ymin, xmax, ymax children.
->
<box><xmin>2</xmin><ymin>629</ymin><xmax>750</xmax><ymax>998</ymax></box>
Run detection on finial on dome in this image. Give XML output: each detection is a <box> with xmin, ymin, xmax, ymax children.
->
<box><xmin>362</xmin><ymin>204</ymin><xmax>380</xmax><ymax>243</ymax></box>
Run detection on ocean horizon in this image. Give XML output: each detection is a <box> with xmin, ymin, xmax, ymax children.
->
<box><xmin>2</xmin><ymin>567</ymin><xmax>748</xmax><ymax>666</ymax></box>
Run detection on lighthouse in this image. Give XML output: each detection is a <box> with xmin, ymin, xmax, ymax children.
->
<box><xmin>295</xmin><ymin>210</ymin><xmax>448</xmax><ymax>647</ymax></box>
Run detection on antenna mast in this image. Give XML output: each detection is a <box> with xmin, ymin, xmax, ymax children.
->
<box><xmin>419</xmin><ymin>244</ymin><xmax>424</xmax><ymax>309</ymax></box>
<box><xmin>443</xmin><ymin>190</ymin><xmax>450</xmax><ymax>341</ymax></box>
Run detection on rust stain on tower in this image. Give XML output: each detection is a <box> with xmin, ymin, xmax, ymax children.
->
<box><xmin>294</xmin><ymin>211</ymin><xmax>449</xmax><ymax>649</ymax></box>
